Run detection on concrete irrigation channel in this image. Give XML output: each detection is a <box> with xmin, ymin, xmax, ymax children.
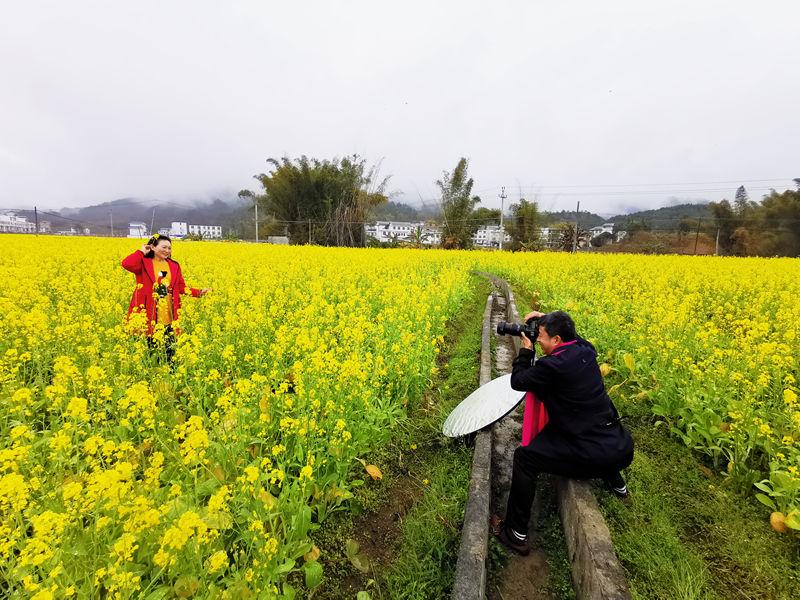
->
<box><xmin>451</xmin><ymin>274</ymin><xmax>631</xmax><ymax>600</ymax></box>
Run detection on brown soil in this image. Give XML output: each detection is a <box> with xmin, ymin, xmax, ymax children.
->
<box><xmin>489</xmin><ymin>545</ymin><xmax>554</xmax><ymax>600</ymax></box>
<box><xmin>353</xmin><ymin>475</ymin><xmax>418</xmax><ymax>564</ymax></box>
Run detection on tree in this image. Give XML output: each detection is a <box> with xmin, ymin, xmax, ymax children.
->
<box><xmin>254</xmin><ymin>155</ymin><xmax>388</xmax><ymax>246</ymax></box>
<box><xmin>734</xmin><ymin>185</ymin><xmax>758</xmax><ymax>220</ymax></box>
<box><xmin>625</xmin><ymin>219</ymin><xmax>652</xmax><ymax>233</ymax></box>
<box><xmin>437</xmin><ymin>158</ymin><xmax>481</xmax><ymax>249</ymax></box>
<box><xmin>590</xmin><ymin>231</ymin><xmax>614</xmax><ymax>248</ymax></box>
<box><xmin>507</xmin><ymin>199</ymin><xmax>541</xmax><ymax>251</ymax></box>
<box><xmin>472</xmin><ymin>207</ymin><xmax>501</xmax><ymax>226</ymax></box>
<box><xmin>709</xmin><ymin>199</ymin><xmax>738</xmax><ymax>254</ymax></box>
<box><xmin>759</xmin><ymin>188</ymin><xmax>800</xmax><ymax>256</ymax></box>
<box><xmin>677</xmin><ymin>216</ymin><xmax>694</xmax><ymax>242</ymax></box>
<box><xmin>554</xmin><ymin>222</ymin><xmax>589</xmax><ymax>251</ymax></box>
<box><xmin>405</xmin><ymin>225</ymin><xmax>430</xmax><ymax>249</ymax></box>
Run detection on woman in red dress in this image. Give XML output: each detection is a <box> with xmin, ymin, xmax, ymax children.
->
<box><xmin>121</xmin><ymin>234</ymin><xmax>210</xmax><ymax>362</ymax></box>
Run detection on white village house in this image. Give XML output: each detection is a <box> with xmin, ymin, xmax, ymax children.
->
<box><xmin>365</xmin><ymin>221</ymin><xmax>441</xmax><ymax>246</ymax></box>
<box><xmin>128</xmin><ymin>221</ymin><xmax>223</xmax><ymax>239</ymax></box>
<box><xmin>472</xmin><ymin>224</ymin><xmax>511</xmax><ymax>248</ymax></box>
<box><xmin>0</xmin><ymin>213</ymin><xmax>36</xmax><ymax>234</ymax></box>
<box><xmin>589</xmin><ymin>222</ymin><xmax>616</xmax><ymax>238</ymax></box>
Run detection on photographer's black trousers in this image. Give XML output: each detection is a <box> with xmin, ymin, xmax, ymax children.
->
<box><xmin>504</xmin><ymin>428</ymin><xmax>633</xmax><ymax>536</ymax></box>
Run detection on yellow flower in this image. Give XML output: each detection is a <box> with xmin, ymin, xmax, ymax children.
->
<box><xmin>206</xmin><ymin>550</ymin><xmax>228</xmax><ymax>574</ymax></box>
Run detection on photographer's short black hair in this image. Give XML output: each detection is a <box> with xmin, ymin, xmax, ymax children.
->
<box><xmin>144</xmin><ymin>234</ymin><xmax>171</xmax><ymax>258</ymax></box>
<box><xmin>538</xmin><ymin>311</ymin><xmax>577</xmax><ymax>342</ymax></box>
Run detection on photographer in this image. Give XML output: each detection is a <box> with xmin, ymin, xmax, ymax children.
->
<box><xmin>491</xmin><ymin>311</ymin><xmax>633</xmax><ymax>555</ymax></box>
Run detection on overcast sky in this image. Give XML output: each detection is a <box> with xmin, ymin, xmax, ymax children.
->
<box><xmin>1</xmin><ymin>0</ymin><xmax>798</xmax><ymax>214</ymax></box>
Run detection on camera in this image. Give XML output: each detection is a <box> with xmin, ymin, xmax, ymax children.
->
<box><xmin>496</xmin><ymin>316</ymin><xmax>540</xmax><ymax>342</ymax></box>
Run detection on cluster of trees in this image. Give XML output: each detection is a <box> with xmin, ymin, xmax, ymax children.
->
<box><xmin>244</xmin><ymin>155</ymin><xmax>551</xmax><ymax>250</ymax></box>
<box><xmin>241</xmin><ymin>155</ymin><xmax>389</xmax><ymax>246</ymax></box>
<box><xmin>709</xmin><ymin>184</ymin><xmax>800</xmax><ymax>256</ymax></box>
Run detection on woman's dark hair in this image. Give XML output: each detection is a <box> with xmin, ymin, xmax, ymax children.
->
<box><xmin>538</xmin><ymin>311</ymin><xmax>577</xmax><ymax>341</ymax></box>
<box><xmin>144</xmin><ymin>234</ymin><xmax>171</xmax><ymax>258</ymax></box>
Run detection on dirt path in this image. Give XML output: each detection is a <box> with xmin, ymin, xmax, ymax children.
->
<box><xmin>487</xmin><ymin>291</ymin><xmax>555</xmax><ymax>600</ymax></box>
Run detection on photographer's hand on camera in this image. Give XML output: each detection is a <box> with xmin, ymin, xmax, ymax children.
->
<box><xmin>523</xmin><ymin>310</ymin><xmax>545</xmax><ymax>321</ymax></box>
<box><xmin>520</xmin><ymin>331</ymin><xmax>534</xmax><ymax>351</ymax></box>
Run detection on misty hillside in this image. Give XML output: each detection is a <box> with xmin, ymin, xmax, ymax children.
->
<box><xmin>19</xmin><ymin>197</ymin><xmax>251</xmax><ymax>235</ymax></box>
<box><xmin>16</xmin><ymin>197</ymin><xmax>712</xmax><ymax>236</ymax></box>
<box><xmin>608</xmin><ymin>203</ymin><xmax>712</xmax><ymax>230</ymax></box>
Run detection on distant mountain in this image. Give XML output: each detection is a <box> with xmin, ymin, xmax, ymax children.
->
<box><xmin>18</xmin><ymin>197</ymin><xmax>250</xmax><ymax>236</ymax></box>
<box><xmin>370</xmin><ymin>201</ymin><xmax>422</xmax><ymax>221</ymax></box>
<box><xmin>608</xmin><ymin>203</ymin><xmax>711</xmax><ymax>230</ymax></box>
<box><xmin>12</xmin><ymin>196</ymin><xmax>713</xmax><ymax>237</ymax></box>
<box><xmin>541</xmin><ymin>210</ymin><xmax>606</xmax><ymax>228</ymax></box>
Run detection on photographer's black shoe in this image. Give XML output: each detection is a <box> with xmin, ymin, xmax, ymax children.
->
<box><xmin>603</xmin><ymin>473</ymin><xmax>629</xmax><ymax>499</ymax></box>
<box><xmin>490</xmin><ymin>515</ymin><xmax>530</xmax><ymax>556</ymax></box>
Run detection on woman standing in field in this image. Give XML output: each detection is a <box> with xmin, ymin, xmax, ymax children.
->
<box><xmin>121</xmin><ymin>234</ymin><xmax>210</xmax><ymax>363</ymax></box>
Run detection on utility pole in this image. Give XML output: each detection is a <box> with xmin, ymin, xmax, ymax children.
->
<box><xmin>714</xmin><ymin>227</ymin><xmax>720</xmax><ymax>256</ymax></box>
<box><xmin>34</xmin><ymin>206</ymin><xmax>39</xmax><ymax>234</ymax></box>
<box><xmin>498</xmin><ymin>186</ymin><xmax>507</xmax><ymax>250</ymax></box>
<box><xmin>572</xmin><ymin>201</ymin><xmax>581</xmax><ymax>253</ymax></box>
<box><xmin>109</xmin><ymin>209</ymin><xmax>114</xmax><ymax>237</ymax></box>
<box><xmin>254</xmin><ymin>200</ymin><xmax>259</xmax><ymax>243</ymax></box>
<box><xmin>150</xmin><ymin>207</ymin><xmax>156</xmax><ymax>236</ymax></box>
<box><xmin>693</xmin><ymin>217</ymin><xmax>702</xmax><ymax>255</ymax></box>
<box><xmin>308</xmin><ymin>219</ymin><xmax>312</xmax><ymax>245</ymax></box>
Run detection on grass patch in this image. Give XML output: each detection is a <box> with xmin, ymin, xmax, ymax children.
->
<box><xmin>537</xmin><ymin>478</ymin><xmax>577</xmax><ymax>600</ymax></box>
<box><xmin>313</xmin><ymin>275</ymin><xmax>492</xmax><ymax>599</ymax></box>
<box><xmin>597</xmin><ymin>410</ymin><xmax>800</xmax><ymax>600</ymax></box>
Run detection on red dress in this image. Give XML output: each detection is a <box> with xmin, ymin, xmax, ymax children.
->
<box><xmin>121</xmin><ymin>250</ymin><xmax>201</xmax><ymax>336</ymax></box>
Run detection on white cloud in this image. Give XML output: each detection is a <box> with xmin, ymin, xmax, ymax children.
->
<box><xmin>0</xmin><ymin>0</ymin><xmax>798</xmax><ymax>211</ymax></box>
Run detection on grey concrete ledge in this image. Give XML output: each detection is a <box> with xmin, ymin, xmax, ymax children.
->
<box><xmin>450</xmin><ymin>293</ymin><xmax>495</xmax><ymax>600</ymax></box>
<box><xmin>557</xmin><ymin>478</ymin><xmax>631</xmax><ymax>600</ymax></box>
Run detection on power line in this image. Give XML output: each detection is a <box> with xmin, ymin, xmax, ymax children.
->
<box><xmin>473</xmin><ymin>178</ymin><xmax>794</xmax><ymax>192</ymax></box>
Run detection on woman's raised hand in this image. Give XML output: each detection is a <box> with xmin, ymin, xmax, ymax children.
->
<box><xmin>141</xmin><ymin>244</ymin><xmax>152</xmax><ymax>254</ymax></box>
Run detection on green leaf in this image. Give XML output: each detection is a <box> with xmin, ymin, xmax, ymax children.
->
<box><xmin>143</xmin><ymin>587</ymin><xmax>171</xmax><ymax>600</ymax></box>
<box><xmin>784</xmin><ymin>512</ymin><xmax>800</xmax><ymax>530</ymax></box>
<box><xmin>173</xmin><ymin>575</ymin><xmax>200</xmax><ymax>598</ymax></box>
<box><xmin>204</xmin><ymin>511</ymin><xmax>233</xmax><ymax>530</ymax></box>
<box><xmin>755</xmin><ymin>493</ymin><xmax>776</xmax><ymax>510</ymax></box>
<box><xmin>357</xmin><ymin>593</ymin><xmax>372</xmax><ymax>600</ymax></box>
<box><xmin>304</xmin><ymin>560</ymin><xmax>323</xmax><ymax>589</ymax></box>
<box><xmin>753</xmin><ymin>481</ymin><xmax>773</xmax><ymax>493</ymax></box>
<box><xmin>349</xmin><ymin>553</ymin><xmax>371</xmax><ymax>573</ymax></box>
<box><xmin>276</xmin><ymin>559</ymin><xmax>296</xmax><ymax>574</ymax></box>
<box><xmin>196</xmin><ymin>477</ymin><xmax>220</xmax><ymax>497</ymax></box>
<box><xmin>345</xmin><ymin>539</ymin><xmax>360</xmax><ymax>558</ymax></box>
<box><xmin>282</xmin><ymin>583</ymin><xmax>297</xmax><ymax>600</ymax></box>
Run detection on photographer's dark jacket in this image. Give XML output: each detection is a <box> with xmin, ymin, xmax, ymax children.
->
<box><xmin>511</xmin><ymin>338</ymin><xmax>633</xmax><ymax>466</ymax></box>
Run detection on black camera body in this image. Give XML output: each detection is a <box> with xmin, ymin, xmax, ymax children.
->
<box><xmin>496</xmin><ymin>316</ymin><xmax>540</xmax><ymax>342</ymax></box>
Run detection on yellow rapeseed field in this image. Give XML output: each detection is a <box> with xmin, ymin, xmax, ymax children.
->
<box><xmin>1</xmin><ymin>237</ymin><xmax>798</xmax><ymax>598</ymax></box>
<box><xmin>0</xmin><ymin>236</ymin><xmax>473</xmax><ymax>598</ymax></box>
<box><xmin>485</xmin><ymin>252</ymin><xmax>800</xmax><ymax>530</ymax></box>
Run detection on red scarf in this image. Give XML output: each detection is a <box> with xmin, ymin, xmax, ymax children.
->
<box><xmin>520</xmin><ymin>340</ymin><xmax>577</xmax><ymax>446</ymax></box>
